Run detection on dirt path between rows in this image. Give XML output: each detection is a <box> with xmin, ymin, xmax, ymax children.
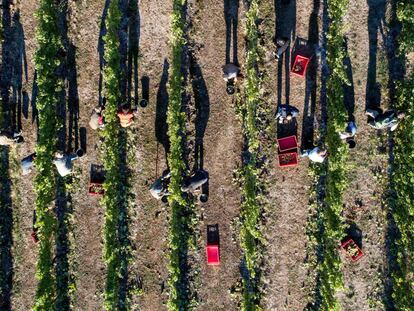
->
<box><xmin>10</xmin><ymin>0</ymin><xmax>39</xmax><ymax>309</ymax></box>
<box><xmin>130</xmin><ymin>0</ymin><xmax>172</xmax><ymax>309</ymax></box>
<box><xmin>262</xmin><ymin>0</ymin><xmax>321</xmax><ymax>309</ymax></box>
<box><xmin>187</xmin><ymin>0</ymin><xmax>244</xmax><ymax>309</ymax></box>
<box><xmin>338</xmin><ymin>0</ymin><xmax>391</xmax><ymax>310</ymax></box>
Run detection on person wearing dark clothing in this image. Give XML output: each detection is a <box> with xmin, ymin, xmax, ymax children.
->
<box><xmin>224</xmin><ymin>0</ymin><xmax>240</xmax><ymax>95</ymax></box>
<box><xmin>149</xmin><ymin>172</ymin><xmax>171</xmax><ymax>200</ymax></box>
<box><xmin>276</xmin><ymin>104</ymin><xmax>299</xmax><ymax>124</ymax></box>
<box><xmin>21</xmin><ymin>153</ymin><xmax>36</xmax><ymax>175</ymax></box>
<box><xmin>366</xmin><ymin>108</ymin><xmax>406</xmax><ymax>131</ymax></box>
<box><xmin>181</xmin><ymin>170</ymin><xmax>209</xmax><ymax>192</ymax></box>
<box><xmin>275</xmin><ymin>37</ymin><xmax>290</xmax><ymax>59</ymax></box>
<box><xmin>222</xmin><ymin>63</ymin><xmax>241</xmax><ymax>95</ymax></box>
<box><xmin>149</xmin><ymin>170</ymin><xmax>209</xmax><ymax>200</ymax></box>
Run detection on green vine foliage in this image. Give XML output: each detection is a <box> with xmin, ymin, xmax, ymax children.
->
<box><xmin>33</xmin><ymin>0</ymin><xmax>63</xmax><ymax>309</ymax></box>
<box><xmin>397</xmin><ymin>2</ymin><xmax>414</xmax><ymax>55</ymax></box>
<box><xmin>101</xmin><ymin>0</ymin><xmax>131</xmax><ymax>310</ymax></box>
<box><xmin>239</xmin><ymin>1</ymin><xmax>263</xmax><ymax>310</ymax></box>
<box><xmin>391</xmin><ymin>2</ymin><xmax>414</xmax><ymax>308</ymax></box>
<box><xmin>391</xmin><ymin>80</ymin><xmax>414</xmax><ymax>310</ymax></box>
<box><xmin>166</xmin><ymin>1</ymin><xmax>197</xmax><ymax>310</ymax></box>
<box><xmin>306</xmin><ymin>0</ymin><xmax>349</xmax><ymax>310</ymax></box>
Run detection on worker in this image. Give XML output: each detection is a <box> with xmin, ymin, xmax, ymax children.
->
<box><xmin>150</xmin><ymin>171</ymin><xmax>170</xmax><ymax>201</ymax></box>
<box><xmin>150</xmin><ymin>170</ymin><xmax>209</xmax><ymax>200</ymax></box>
<box><xmin>0</xmin><ymin>130</ymin><xmax>23</xmax><ymax>146</ymax></box>
<box><xmin>117</xmin><ymin>104</ymin><xmax>137</xmax><ymax>128</ymax></box>
<box><xmin>181</xmin><ymin>170</ymin><xmax>208</xmax><ymax>192</ymax></box>
<box><xmin>223</xmin><ymin>63</ymin><xmax>241</xmax><ymax>95</ymax></box>
<box><xmin>366</xmin><ymin>108</ymin><xmax>406</xmax><ymax>131</ymax></box>
<box><xmin>89</xmin><ymin>106</ymin><xmax>105</xmax><ymax>130</ymax></box>
<box><xmin>21</xmin><ymin>153</ymin><xmax>36</xmax><ymax>175</ymax></box>
<box><xmin>53</xmin><ymin>151</ymin><xmax>81</xmax><ymax>177</ymax></box>
<box><xmin>275</xmin><ymin>104</ymin><xmax>299</xmax><ymax>124</ymax></box>
<box><xmin>340</xmin><ymin>121</ymin><xmax>357</xmax><ymax>149</ymax></box>
<box><xmin>274</xmin><ymin>37</ymin><xmax>290</xmax><ymax>59</ymax></box>
<box><xmin>301</xmin><ymin>147</ymin><xmax>328</xmax><ymax>163</ymax></box>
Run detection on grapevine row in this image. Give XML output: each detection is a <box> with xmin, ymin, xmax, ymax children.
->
<box><xmin>32</xmin><ymin>0</ymin><xmax>64</xmax><ymax>309</ymax></box>
<box><xmin>238</xmin><ymin>1</ymin><xmax>263</xmax><ymax>309</ymax></box>
<box><xmin>167</xmin><ymin>0</ymin><xmax>197</xmax><ymax>310</ymax></box>
<box><xmin>101</xmin><ymin>0</ymin><xmax>132</xmax><ymax>309</ymax></box>
<box><xmin>306</xmin><ymin>0</ymin><xmax>349</xmax><ymax>309</ymax></box>
<box><xmin>390</xmin><ymin>2</ymin><xmax>414</xmax><ymax>309</ymax></box>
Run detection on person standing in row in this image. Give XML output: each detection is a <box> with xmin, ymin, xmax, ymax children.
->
<box><xmin>117</xmin><ymin>104</ymin><xmax>138</xmax><ymax>128</ymax></box>
<box><xmin>275</xmin><ymin>104</ymin><xmax>299</xmax><ymax>124</ymax></box>
<box><xmin>340</xmin><ymin>121</ymin><xmax>357</xmax><ymax>149</ymax></box>
<box><xmin>89</xmin><ymin>106</ymin><xmax>105</xmax><ymax>130</ymax></box>
<box><xmin>222</xmin><ymin>63</ymin><xmax>242</xmax><ymax>95</ymax></box>
<box><xmin>301</xmin><ymin>147</ymin><xmax>328</xmax><ymax>163</ymax></box>
<box><xmin>0</xmin><ymin>130</ymin><xmax>23</xmax><ymax>146</ymax></box>
<box><xmin>366</xmin><ymin>108</ymin><xmax>406</xmax><ymax>131</ymax></box>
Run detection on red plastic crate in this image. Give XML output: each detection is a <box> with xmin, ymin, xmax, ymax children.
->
<box><xmin>291</xmin><ymin>55</ymin><xmax>310</xmax><ymax>77</ymax></box>
<box><xmin>341</xmin><ymin>238</ymin><xmax>364</xmax><ymax>262</ymax></box>
<box><xmin>206</xmin><ymin>245</ymin><xmax>220</xmax><ymax>265</ymax></box>
<box><xmin>88</xmin><ymin>182</ymin><xmax>104</xmax><ymax>196</ymax></box>
<box><xmin>278</xmin><ymin>151</ymin><xmax>298</xmax><ymax>167</ymax></box>
<box><xmin>277</xmin><ymin>135</ymin><xmax>298</xmax><ymax>152</ymax></box>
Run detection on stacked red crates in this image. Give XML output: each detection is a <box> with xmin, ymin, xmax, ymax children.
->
<box><xmin>277</xmin><ymin>135</ymin><xmax>298</xmax><ymax>167</ymax></box>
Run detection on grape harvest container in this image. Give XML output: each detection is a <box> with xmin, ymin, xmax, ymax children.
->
<box><xmin>341</xmin><ymin>238</ymin><xmax>364</xmax><ymax>262</ymax></box>
<box><xmin>206</xmin><ymin>225</ymin><xmax>220</xmax><ymax>265</ymax></box>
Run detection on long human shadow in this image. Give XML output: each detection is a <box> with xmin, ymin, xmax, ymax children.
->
<box><xmin>0</xmin><ymin>147</ymin><xmax>13</xmax><ymax>311</ymax></box>
<box><xmin>365</xmin><ymin>0</ymin><xmax>386</xmax><ymax>111</ymax></box>
<box><xmin>343</xmin><ymin>39</ymin><xmax>355</xmax><ymax>121</ymax></box>
<box><xmin>98</xmin><ymin>0</ymin><xmax>111</xmax><ymax>107</ymax></box>
<box><xmin>301</xmin><ymin>0</ymin><xmax>319</xmax><ymax>150</ymax></box>
<box><xmin>0</xmin><ymin>5</ymin><xmax>28</xmax><ymax>132</ymax></box>
<box><xmin>189</xmin><ymin>54</ymin><xmax>210</xmax><ymax>172</ymax></box>
<box><xmin>224</xmin><ymin>0</ymin><xmax>240</xmax><ymax>65</ymax></box>
<box><xmin>0</xmin><ymin>3</ymin><xmax>28</xmax><ymax>309</ymax></box>
<box><xmin>275</xmin><ymin>0</ymin><xmax>296</xmax><ymax>106</ymax></box>
<box><xmin>155</xmin><ymin>59</ymin><xmax>170</xmax><ymax>167</ymax></box>
<box><xmin>119</xmin><ymin>0</ymin><xmax>129</xmax><ymax>104</ymax></box>
<box><xmin>127</xmin><ymin>0</ymin><xmax>140</xmax><ymax>107</ymax></box>
<box><xmin>190</xmin><ymin>53</ymin><xmax>210</xmax><ymax>199</ymax></box>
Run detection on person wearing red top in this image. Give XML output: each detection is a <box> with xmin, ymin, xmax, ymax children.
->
<box><xmin>117</xmin><ymin>104</ymin><xmax>137</xmax><ymax>128</ymax></box>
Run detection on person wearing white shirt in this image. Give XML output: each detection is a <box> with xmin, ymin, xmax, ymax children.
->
<box><xmin>301</xmin><ymin>147</ymin><xmax>328</xmax><ymax>163</ymax></box>
<box><xmin>53</xmin><ymin>152</ymin><xmax>79</xmax><ymax>177</ymax></box>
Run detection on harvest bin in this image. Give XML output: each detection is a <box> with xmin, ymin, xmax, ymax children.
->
<box><xmin>206</xmin><ymin>225</ymin><xmax>220</xmax><ymax>265</ymax></box>
<box><xmin>88</xmin><ymin>182</ymin><xmax>104</xmax><ymax>196</ymax></box>
<box><xmin>291</xmin><ymin>54</ymin><xmax>310</xmax><ymax>77</ymax></box>
<box><xmin>277</xmin><ymin>135</ymin><xmax>298</xmax><ymax>152</ymax></box>
<box><xmin>341</xmin><ymin>238</ymin><xmax>364</xmax><ymax>262</ymax></box>
<box><xmin>278</xmin><ymin>152</ymin><xmax>298</xmax><ymax>167</ymax></box>
<box><xmin>89</xmin><ymin>164</ymin><xmax>105</xmax><ymax>196</ymax></box>
<box><xmin>277</xmin><ymin>135</ymin><xmax>298</xmax><ymax>167</ymax></box>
